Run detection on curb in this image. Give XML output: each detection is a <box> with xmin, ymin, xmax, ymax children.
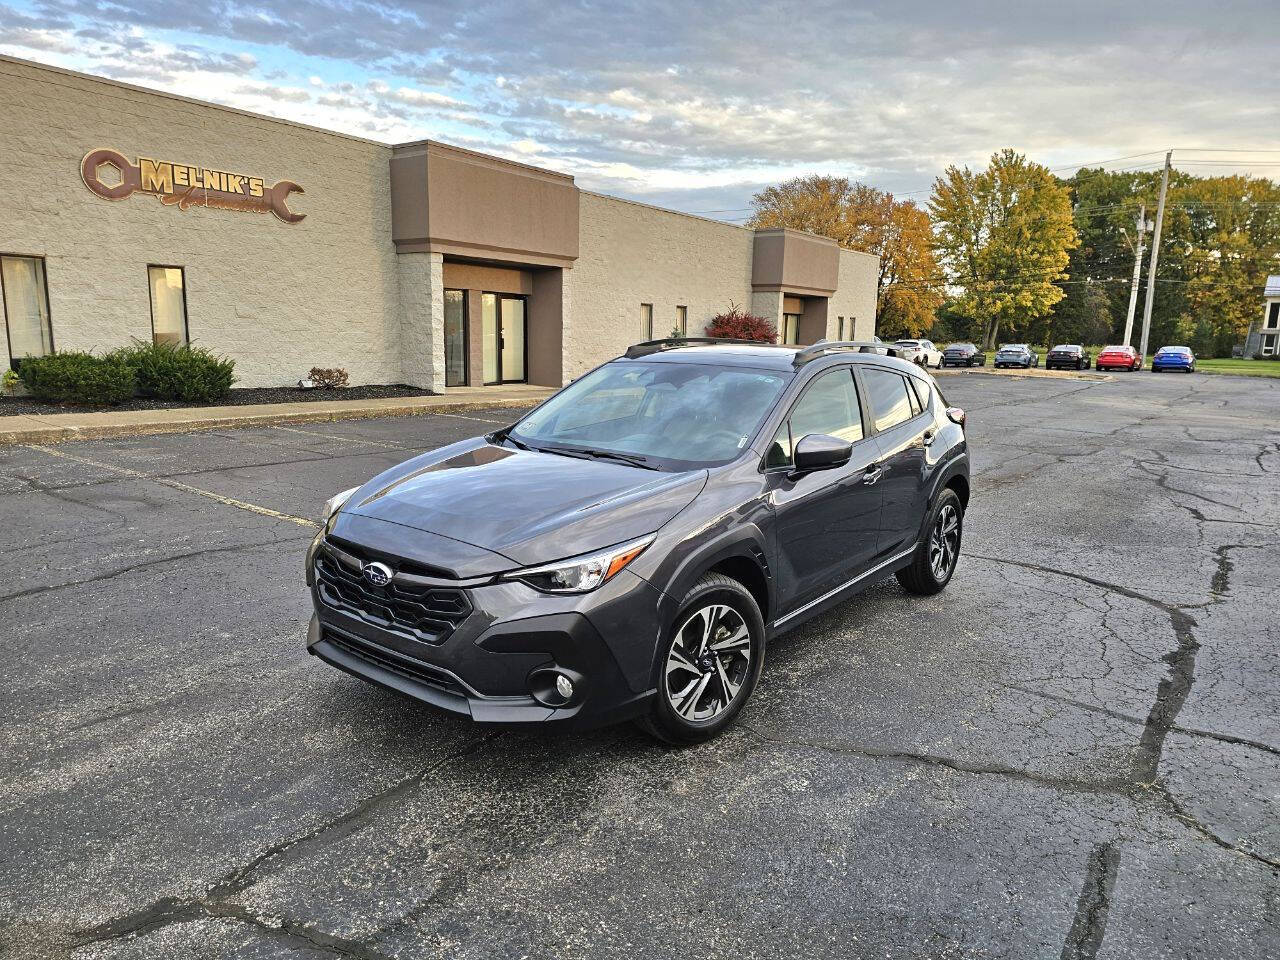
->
<box><xmin>933</xmin><ymin>367</ymin><xmax>1113</xmax><ymax>382</ymax></box>
<box><xmin>0</xmin><ymin>396</ymin><xmax>546</xmax><ymax>446</ymax></box>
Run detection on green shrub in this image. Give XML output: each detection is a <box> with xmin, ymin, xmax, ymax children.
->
<box><xmin>114</xmin><ymin>340</ymin><xmax>236</xmax><ymax>402</ymax></box>
<box><xmin>17</xmin><ymin>351</ymin><xmax>137</xmax><ymax>405</ymax></box>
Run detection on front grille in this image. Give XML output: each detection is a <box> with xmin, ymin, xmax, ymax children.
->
<box><xmin>314</xmin><ymin>542</ymin><xmax>472</xmax><ymax>645</ymax></box>
<box><xmin>325</xmin><ymin>629</ymin><xmax>467</xmax><ymax>699</ymax></box>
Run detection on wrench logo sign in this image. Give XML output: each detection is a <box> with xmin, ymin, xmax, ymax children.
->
<box><xmin>80</xmin><ymin>148</ymin><xmax>306</xmax><ymax>224</ymax></box>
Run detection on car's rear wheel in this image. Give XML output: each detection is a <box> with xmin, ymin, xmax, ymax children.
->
<box><xmin>897</xmin><ymin>489</ymin><xmax>963</xmax><ymax>596</ymax></box>
<box><xmin>640</xmin><ymin>573</ymin><xmax>765</xmax><ymax>745</ymax></box>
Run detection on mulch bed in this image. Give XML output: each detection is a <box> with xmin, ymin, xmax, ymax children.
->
<box><xmin>0</xmin><ymin>384</ymin><xmax>437</xmax><ymax>417</ymax></box>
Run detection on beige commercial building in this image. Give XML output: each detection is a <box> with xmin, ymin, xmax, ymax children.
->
<box><xmin>0</xmin><ymin>55</ymin><xmax>879</xmax><ymax>392</ymax></box>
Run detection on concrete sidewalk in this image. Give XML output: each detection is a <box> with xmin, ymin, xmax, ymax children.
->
<box><xmin>0</xmin><ymin>384</ymin><xmax>555</xmax><ymax>445</ymax></box>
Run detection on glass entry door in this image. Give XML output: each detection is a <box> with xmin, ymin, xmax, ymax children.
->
<box><xmin>482</xmin><ymin>293</ymin><xmax>527</xmax><ymax>384</ymax></box>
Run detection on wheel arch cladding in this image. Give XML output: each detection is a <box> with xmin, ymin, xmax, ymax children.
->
<box><xmin>944</xmin><ymin>473</ymin><xmax>970</xmax><ymax>511</ymax></box>
<box><xmin>707</xmin><ymin>553</ymin><xmax>771</xmax><ymax>624</ymax></box>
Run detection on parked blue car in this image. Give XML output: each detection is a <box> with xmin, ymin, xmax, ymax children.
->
<box><xmin>1151</xmin><ymin>346</ymin><xmax>1196</xmax><ymax>373</ymax></box>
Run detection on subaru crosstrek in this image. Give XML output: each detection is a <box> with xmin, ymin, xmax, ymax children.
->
<box><xmin>305</xmin><ymin>339</ymin><xmax>970</xmax><ymax>744</ymax></box>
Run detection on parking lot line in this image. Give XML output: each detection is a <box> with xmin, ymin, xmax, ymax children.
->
<box><xmin>270</xmin><ymin>424</ymin><xmax>413</xmax><ymax>450</ymax></box>
<box><xmin>25</xmin><ymin>443</ymin><xmax>320</xmax><ymax>529</ymax></box>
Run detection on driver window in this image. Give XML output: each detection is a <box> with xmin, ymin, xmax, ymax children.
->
<box><xmin>788</xmin><ymin>368</ymin><xmax>864</xmax><ymax>448</ymax></box>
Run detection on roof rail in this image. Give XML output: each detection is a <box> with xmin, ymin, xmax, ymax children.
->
<box><xmin>624</xmin><ymin>337</ymin><xmax>786</xmax><ymax>359</ymax></box>
<box><xmin>792</xmin><ymin>340</ymin><xmax>900</xmax><ymax>366</ymax></box>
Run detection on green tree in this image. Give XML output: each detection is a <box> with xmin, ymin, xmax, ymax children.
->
<box><xmin>929</xmin><ymin>149</ymin><xmax>1078</xmax><ymax>349</ymax></box>
<box><xmin>750</xmin><ymin>176</ymin><xmax>943</xmax><ymax>337</ymax></box>
<box><xmin>1057</xmin><ymin>167</ymin><xmax>1280</xmax><ymax>356</ymax></box>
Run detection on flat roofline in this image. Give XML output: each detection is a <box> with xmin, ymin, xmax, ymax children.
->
<box><xmin>394</xmin><ymin>139</ymin><xmax>575</xmax><ymax>184</ymax></box>
<box><xmin>753</xmin><ymin>226</ymin><xmax>840</xmax><ymax>247</ymax></box>
<box><xmin>0</xmin><ymin>53</ymin><xmax>390</xmax><ymax>149</ymax></box>
<box><xmin>580</xmin><ymin>190</ymin><xmax>756</xmax><ymax>233</ymax></box>
<box><xmin>2</xmin><ymin>53</ymin><xmax>875</xmax><ymax>257</ymax></box>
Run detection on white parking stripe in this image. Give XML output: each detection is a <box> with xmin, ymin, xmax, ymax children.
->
<box><xmin>270</xmin><ymin>424</ymin><xmax>410</xmax><ymax>450</ymax></box>
<box><xmin>25</xmin><ymin>444</ymin><xmax>320</xmax><ymax>529</ymax></box>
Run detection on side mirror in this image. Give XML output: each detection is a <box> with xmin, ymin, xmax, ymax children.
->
<box><xmin>791</xmin><ymin>433</ymin><xmax>853</xmax><ymax>474</ymax></box>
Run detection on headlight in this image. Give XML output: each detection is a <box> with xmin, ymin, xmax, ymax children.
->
<box><xmin>508</xmin><ymin>535</ymin><xmax>655</xmax><ymax>594</ymax></box>
<box><xmin>323</xmin><ymin>486</ymin><xmax>359</xmax><ymax>521</ymax></box>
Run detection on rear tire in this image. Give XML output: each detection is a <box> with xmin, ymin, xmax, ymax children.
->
<box><xmin>896</xmin><ymin>489</ymin><xmax>963</xmax><ymax>596</ymax></box>
<box><xmin>639</xmin><ymin>573</ymin><xmax>765</xmax><ymax>746</ymax></box>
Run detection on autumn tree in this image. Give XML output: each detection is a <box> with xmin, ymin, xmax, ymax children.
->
<box><xmin>1055</xmin><ymin>166</ymin><xmax>1280</xmax><ymax>355</ymax></box>
<box><xmin>749</xmin><ymin>176</ymin><xmax>943</xmax><ymax>338</ymax></box>
<box><xmin>929</xmin><ymin>149</ymin><xmax>1078</xmax><ymax>349</ymax></box>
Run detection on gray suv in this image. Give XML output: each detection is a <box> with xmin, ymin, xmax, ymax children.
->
<box><xmin>305</xmin><ymin>339</ymin><xmax>970</xmax><ymax>744</ymax></box>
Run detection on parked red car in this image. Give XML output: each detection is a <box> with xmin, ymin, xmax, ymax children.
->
<box><xmin>1095</xmin><ymin>345</ymin><xmax>1142</xmax><ymax>371</ymax></box>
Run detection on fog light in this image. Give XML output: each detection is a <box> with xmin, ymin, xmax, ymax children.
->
<box><xmin>555</xmin><ymin>674</ymin><xmax>574</xmax><ymax>700</ymax></box>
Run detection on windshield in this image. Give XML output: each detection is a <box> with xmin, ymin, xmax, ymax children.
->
<box><xmin>509</xmin><ymin>360</ymin><xmax>789</xmax><ymax>470</ymax></box>
<box><xmin>1052</xmin><ymin>344</ymin><xmax>1079</xmax><ymax>351</ymax></box>
<box><xmin>999</xmin><ymin>344</ymin><xmax>1027</xmax><ymax>350</ymax></box>
<box><xmin>895</xmin><ymin>340</ymin><xmax>922</xmax><ymax>347</ymax></box>
<box><xmin>946</xmin><ymin>344</ymin><xmax>974</xmax><ymax>351</ymax></box>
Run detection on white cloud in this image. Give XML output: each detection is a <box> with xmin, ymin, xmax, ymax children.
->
<box><xmin>2</xmin><ymin>0</ymin><xmax>1277</xmax><ymax>212</ymax></box>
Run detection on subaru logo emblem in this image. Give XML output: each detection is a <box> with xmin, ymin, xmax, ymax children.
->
<box><xmin>362</xmin><ymin>561</ymin><xmax>393</xmax><ymax>587</ymax></box>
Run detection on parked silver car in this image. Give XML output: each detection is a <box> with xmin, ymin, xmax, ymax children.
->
<box><xmin>994</xmin><ymin>344</ymin><xmax>1039</xmax><ymax>369</ymax></box>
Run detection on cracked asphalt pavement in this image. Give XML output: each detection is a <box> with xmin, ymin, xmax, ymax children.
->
<box><xmin>2</xmin><ymin>374</ymin><xmax>1278</xmax><ymax>959</ymax></box>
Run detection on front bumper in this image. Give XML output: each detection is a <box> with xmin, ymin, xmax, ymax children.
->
<box><xmin>305</xmin><ymin>536</ymin><xmax>665</xmax><ymax>728</ymax></box>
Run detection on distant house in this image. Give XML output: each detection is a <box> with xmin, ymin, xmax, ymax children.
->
<box><xmin>1246</xmin><ymin>275</ymin><xmax>1280</xmax><ymax>357</ymax></box>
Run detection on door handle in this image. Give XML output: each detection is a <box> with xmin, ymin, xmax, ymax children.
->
<box><xmin>862</xmin><ymin>464</ymin><xmax>884</xmax><ymax>485</ymax></box>
<box><xmin>922</xmin><ymin>429</ymin><xmax>937</xmax><ymax>447</ymax></box>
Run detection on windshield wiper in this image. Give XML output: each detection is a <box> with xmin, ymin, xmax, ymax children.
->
<box><xmin>544</xmin><ymin>445</ymin><xmax>660</xmax><ymax>470</ymax></box>
<box><xmin>490</xmin><ymin>426</ymin><xmax>536</xmax><ymax>452</ymax></box>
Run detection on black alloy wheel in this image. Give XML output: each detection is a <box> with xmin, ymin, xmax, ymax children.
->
<box><xmin>897</xmin><ymin>488</ymin><xmax>963</xmax><ymax>596</ymax></box>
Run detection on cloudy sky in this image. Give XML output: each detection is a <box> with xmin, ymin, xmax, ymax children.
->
<box><xmin>3</xmin><ymin>0</ymin><xmax>1278</xmax><ymax>217</ymax></box>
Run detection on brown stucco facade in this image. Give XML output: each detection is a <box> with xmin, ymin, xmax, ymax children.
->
<box><xmin>0</xmin><ymin>55</ymin><xmax>879</xmax><ymax>393</ymax></box>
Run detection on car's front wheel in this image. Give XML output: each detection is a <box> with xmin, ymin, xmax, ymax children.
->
<box><xmin>640</xmin><ymin>573</ymin><xmax>765</xmax><ymax>745</ymax></box>
<box><xmin>897</xmin><ymin>488</ymin><xmax>963</xmax><ymax>596</ymax></box>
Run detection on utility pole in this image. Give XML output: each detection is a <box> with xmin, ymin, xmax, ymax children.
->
<box><xmin>1122</xmin><ymin>204</ymin><xmax>1147</xmax><ymax>346</ymax></box>
<box><xmin>1138</xmin><ymin>151</ymin><xmax>1172</xmax><ymax>362</ymax></box>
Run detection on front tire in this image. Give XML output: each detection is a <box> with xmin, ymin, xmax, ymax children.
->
<box><xmin>897</xmin><ymin>489</ymin><xmax>963</xmax><ymax>596</ymax></box>
<box><xmin>640</xmin><ymin>573</ymin><xmax>765</xmax><ymax>746</ymax></box>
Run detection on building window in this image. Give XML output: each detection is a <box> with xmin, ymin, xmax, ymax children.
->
<box><xmin>837</xmin><ymin>316</ymin><xmax>845</xmax><ymax>340</ymax></box>
<box><xmin>148</xmin><ymin>266</ymin><xmax>188</xmax><ymax>346</ymax></box>
<box><xmin>676</xmin><ymin>305</ymin><xmax>687</xmax><ymax>336</ymax></box>
<box><xmin>444</xmin><ymin>289</ymin><xmax>467</xmax><ymax>387</ymax></box>
<box><xmin>781</xmin><ymin>313</ymin><xmax>800</xmax><ymax>345</ymax></box>
<box><xmin>641</xmin><ymin>303</ymin><xmax>653</xmax><ymax>340</ymax></box>
<box><xmin>1263</xmin><ymin>333</ymin><xmax>1278</xmax><ymax>356</ymax></box>
<box><xmin>1</xmin><ymin>254</ymin><xmax>53</xmax><ymax>368</ymax></box>
<box><xmin>1268</xmin><ymin>302</ymin><xmax>1279</xmax><ymax>329</ymax></box>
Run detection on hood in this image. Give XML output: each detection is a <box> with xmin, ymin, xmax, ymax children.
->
<box><xmin>342</xmin><ymin>437</ymin><xmax>707</xmax><ymax>568</ymax></box>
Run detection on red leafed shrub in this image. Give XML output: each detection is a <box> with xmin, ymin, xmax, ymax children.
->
<box><xmin>705</xmin><ymin>303</ymin><xmax>777</xmax><ymax>343</ymax></box>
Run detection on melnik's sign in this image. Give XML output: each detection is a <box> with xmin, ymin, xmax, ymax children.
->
<box><xmin>81</xmin><ymin>148</ymin><xmax>306</xmax><ymax>223</ymax></box>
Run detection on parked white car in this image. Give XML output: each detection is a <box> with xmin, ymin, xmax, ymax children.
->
<box><xmin>894</xmin><ymin>339</ymin><xmax>943</xmax><ymax>368</ymax></box>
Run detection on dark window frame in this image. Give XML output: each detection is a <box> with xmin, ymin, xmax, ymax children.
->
<box><xmin>762</xmin><ymin>364</ymin><xmax>866</xmax><ymax>472</ymax></box>
<box><xmin>146</xmin><ymin>264</ymin><xmax>190</xmax><ymax>346</ymax></box>
<box><xmin>641</xmin><ymin>302</ymin><xmax>654</xmax><ymax>340</ymax></box>
<box><xmin>482</xmin><ymin>290</ymin><xmax>529</xmax><ymax>385</ymax></box>
<box><xmin>1</xmin><ymin>252</ymin><xmax>55</xmax><ymax>370</ymax></box>
<box><xmin>443</xmin><ymin>287</ymin><xmax>469</xmax><ymax>387</ymax></box>
<box><xmin>855</xmin><ymin>365</ymin><xmax>927</xmax><ymax>434</ymax></box>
